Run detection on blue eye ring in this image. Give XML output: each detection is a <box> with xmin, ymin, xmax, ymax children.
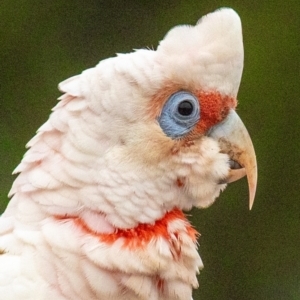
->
<box><xmin>157</xmin><ymin>91</ymin><xmax>200</xmax><ymax>139</ymax></box>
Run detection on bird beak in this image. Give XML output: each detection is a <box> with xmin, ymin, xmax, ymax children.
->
<box><xmin>208</xmin><ymin>109</ymin><xmax>257</xmax><ymax>209</ymax></box>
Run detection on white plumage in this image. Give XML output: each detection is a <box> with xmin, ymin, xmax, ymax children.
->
<box><xmin>0</xmin><ymin>8</ymin><xmax>256</xmax><ymax>299</ymax></box>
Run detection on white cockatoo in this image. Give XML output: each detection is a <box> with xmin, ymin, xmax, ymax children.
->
<box><xmin>0</xmin><ymin>8</ymin><xmax>257</xmax><ymax>300</ymax></box>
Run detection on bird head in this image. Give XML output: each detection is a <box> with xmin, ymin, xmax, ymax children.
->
<box><xmin>11</xmin><ymin>8</ymin><xmax>256</xmax><ymax>230</ymax></box>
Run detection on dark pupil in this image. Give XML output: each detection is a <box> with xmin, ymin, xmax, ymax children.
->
<box><xmin>178</xmin><ymin>100</ymin><xmax>193</xmax><ymax>116</ymax></box>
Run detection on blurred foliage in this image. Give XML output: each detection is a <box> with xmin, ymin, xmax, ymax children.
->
<box><xmin>0</xmin><ymin>0</ymin><xmax>299</xmax><ymax>299</ymax></box>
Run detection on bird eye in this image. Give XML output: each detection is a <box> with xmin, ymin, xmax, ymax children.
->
<box><xmin>157</xmin><ymin>91</ymin><xmax>200</xmax><ymax>139</ymax></box>
<box><xmin>177</xmin><ymin>100</ymin><xmax>194</xmax><ymax>116</ymax></box>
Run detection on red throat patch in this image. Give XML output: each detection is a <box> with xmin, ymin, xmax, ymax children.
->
<box><xmin>55</xmin><ymin>209</ymin><xmax>198</xmax><ymax>249</ymax></box>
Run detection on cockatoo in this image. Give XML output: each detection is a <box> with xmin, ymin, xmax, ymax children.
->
<box><xmin>0</xmin><ymin>8</ymin><xmax>257</xmax><ymax>300</ymax></box>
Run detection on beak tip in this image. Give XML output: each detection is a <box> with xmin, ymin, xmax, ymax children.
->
<box><xmin>248</xmin><ymin>176</ymin><xmax>257</xmax><ymax>211</ymax></box>
<box><xmin>249</xmin><ymin>181</ymin><xmax>256</xmax><ymax>210</ymax></box>
<box><xmin>249</xmin><ymin>201</ymin><xmax>254</xmax><ymax>210</ymax></box>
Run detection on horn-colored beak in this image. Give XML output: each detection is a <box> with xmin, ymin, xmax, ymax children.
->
<box><xmin>208</xmin><ymin>109</ymin><xmax>257</xmax><ymax>209</ymax></box>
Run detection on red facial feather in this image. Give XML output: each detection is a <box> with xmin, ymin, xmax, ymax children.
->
<box><xmin>148</xmin><ymin>84</ymin><xmax>237</xmax><ymax>138</ymax></box>
<box><xmin>176</xmin><ymin>177</ymin><xmax>185</xmax><ymax>188</ymax></box>
<box><xmin>193</xmin><ymin>91</ymin><xmax>237</xmax><ymax>134</ymax></box>
<box><xmin>156</xmin><ymin>277</ymin><xmax>165</xmax><ymax>292</ymax></box>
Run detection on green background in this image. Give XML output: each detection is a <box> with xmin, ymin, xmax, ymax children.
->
<box><xmin>0</xmin><ymin>1</ymin><xmax>299</xmax><ymax>299</ymax></box>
